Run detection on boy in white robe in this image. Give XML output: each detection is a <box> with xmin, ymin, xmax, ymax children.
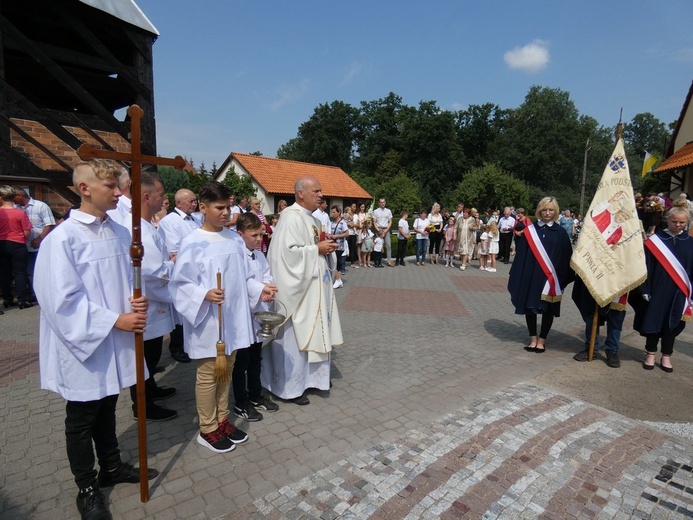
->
<box><xmin>232</xmin><ymin>212</ymin><xmax>280</xmax><ymax>422</ymax></box>
<box><xmin>169</xmin><ymin>182</ymin><xmax>275</xmax><ymax>453</ymax></box>
<box><xmin>34</xmin><ymin>159</ymin><xmax>156</xmax><ymax>520</ymax></box>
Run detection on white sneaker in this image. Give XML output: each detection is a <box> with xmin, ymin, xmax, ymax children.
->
<box><xmin>479</xmin><ymin>266</ymin><xmax>486</xmax><ymax>271</ymax></box>
<box><xmin>487</xmin><ymin>267</ymin><xmax>497</xmax><ymax>272</ymax></box>
<box><xmin>333</xmin><ymin>279</ymin><xmax>343</xmax><ymax>289</ymax></box>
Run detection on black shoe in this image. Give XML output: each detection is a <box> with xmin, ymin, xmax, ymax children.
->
<box><xmin>150</xmin><ymin>385</ymin><xmax>176</xmax><ymax>401</ymax></box>
<box><xmin>18</xmin><ymin>301</ymin><xmax>35</xmax><ymax>309</ymax></box>
<box><xmin>292</xmin><ymin>393</ymin><xmax>310</xmax><ymax>405</ymax></box>
<box><xmin>573</xmin><ymin>349</ymin><xmax>599</xmax><ymax>362</ymax></box>
<box><xmin>171</xmin><ymin>351</ymin><xmax>191</xmax><ymax>363</ymax></box>
<box><xmin>605</xmin><ymin>350</ymin><xmax>621</xmax><ymax>368</ymax></box>
<box><xmin>132</xmin><ymin>403</ymin><xmax>177</xmax><ymax>422</ymax></box>
<box><xmin>98</xmin><ymin>462</ymin><xmax>159</xmax><ymax>488</ymax></box>
<box><xmin>154</xmin><ymin>365</ymin><xmax>166</xmax><ymax>374</ymax></box>
<box><xmin>76</xmin><ymin>485</ymin><xmax>112</xmax><ymax>520</ymax></box>
<box><xmin>234</xmin><ymin>403</ymin><xmax>263</xmax><ymax>422</ymax></box>
<box><xmin>3</xmin><ymin>300</ymin><xmax>17</xmax><ymax>309</ymax></box>
<box><xmin>250</xmin><ymin>395</ymin><xmax>279</xmax><ymax>412</ymax></box>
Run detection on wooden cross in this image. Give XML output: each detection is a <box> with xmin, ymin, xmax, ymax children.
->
<box><xmin>78</xmin><ymin>105</ymin><xmax>187</xmax><ymax>502</ymax></box>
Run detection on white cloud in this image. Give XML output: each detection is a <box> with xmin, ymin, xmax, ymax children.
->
<box><xmin>268</xmin><ymin>78</ymin><xmax>311</xmax><ymax>111</ymax></box>
<box><xmin>504</xmin><ymin>40</ymin><xmax>550</xmax><ymax>73</ymax></box>
<box><xmin>340</xmin><ymin>61</ymin><xmax>362</xmax><ymax>87</ymax></box>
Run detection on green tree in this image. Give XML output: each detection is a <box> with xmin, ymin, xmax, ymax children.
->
<box><xmin>399</xmin><ymin>100</ymin><xmax>465</xmax><ymax>204</ymax></box>
<box><xmin>353</xmin><ymin>92</ymin><xmax>405</xmax><ymax>174</ymax></box>
<box><xmin>277</xmin><ymin>100</ymin><xmax>357</xmax><ymax>170</ymax></box>
<box><xmin>622</xmin><ymin>112</ymin><xmax>671</xmax><ymax>191</ymax></box>
<box><xmin>219</xmin><ymin>165</ymin><xmax>256</xmax><ymax>200</ymax></box>
<box><xmin>456</xmin><ymin>103</ymin><xmax>509</xmax><ymax>168</ymax></box>
<box><xmin>450</xmin><ymin>163</ymin><xmax>530</xmax><ymax>212</ymax></box>
<box><xmin>158</xmin><ymin>165</ymin><xmax>189</xmax><ymax>193</ymax></box>
<box><xmin>379</xmin><ymin>173</ymin><xmax>423</xmax><ymax>215</ymax></box>
<box><xmin>493</xmin><ymin>86</ymin><xmax>587</xmax><ymax>191</ymax></box>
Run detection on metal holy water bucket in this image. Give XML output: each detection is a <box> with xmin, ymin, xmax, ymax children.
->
<box><xmin>253</xmin><ymin>300</ymin><xmax>287</xmax><ymax>340</ymax></box>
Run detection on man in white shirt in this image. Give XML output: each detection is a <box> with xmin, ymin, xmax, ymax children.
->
<box><xmin>312</xmin><ymin>199</ymin><xmax>331</xmax><ymax>234</ymax></box>
<box><xmin>373</xmin><ymin>198</ymin><xmax>394</xmax><ymax>267</ymax></box>
<box><xmin>498</xmin><ymin>207</ymin><xmax>516</xmax><ymax>264</ymax></box>
<box><xmin>157</xmin><ymin>188</ymin><xmax>200</xmax><ymax>363</ymax></box>
<box><xmin>14</xmin><ymin>188</ymin><xmax>55</xmax><ymax>301</ymax></box>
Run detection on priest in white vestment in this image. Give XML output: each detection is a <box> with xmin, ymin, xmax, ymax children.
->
<box><xmin>262</xmin><ymin>175</ymin><xmax>344</xmax><ymax>405</ymax></box>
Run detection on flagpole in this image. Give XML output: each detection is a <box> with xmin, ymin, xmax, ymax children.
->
<box><xmin>587</xmin><ymin>113</ymin><xmax>623</xmax><ymax>362</ymax></box>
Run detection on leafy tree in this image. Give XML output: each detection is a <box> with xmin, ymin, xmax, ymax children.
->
<box><xmin>622</xmin><ymin>112</ymin><xmax>671</xmax><ymax>191</ymax></box>
<box><xmin>399</xmin><ymin>100</ymin><xmax>465</xmax><ymax>204</ymax></box>
<box><xmin>379</xmin><ymin>173</ymin><xmax>423</xmax><ymax>215</ymax></box>
<box><xmin>493</xmin><ymin>86</ymin><xmax>587</xmax><ymax>191</ymax></box>
<box><xmin>219</xmin><ymin>165</ymin><xmax>256</xmax><ymax>200</ymax></box>
<box><xmin>353</xmin><ymin>92</ymin><xmax>405</xmax><ymax>174</ymax></box>
<box><xmin>456</xmin><ymin>103</ymin><xmax>509</xmax><ymax>168</ymax></box>
<box><xmin>277</xmin><ymin>100</ymin><xmax>357</xmax><ymax>170</ymax></box>
<box><xmin>450</xmin><ymin>163</ymin><xmax>530</xmax><ymax>212</ymax></box>
<box><xmin>210</xmin><ymin>161</ymin><xmax>218</xmax><ymax>178</ymax></box>
<box><xmin>249</xmin><ymin>151</ymin><xmax>263</xmax><ymax>156</ymax></box>
<box><xmin>158</xmin><ymin>165</ymin><xmax>189</xmax><ymax>193</ymax></box>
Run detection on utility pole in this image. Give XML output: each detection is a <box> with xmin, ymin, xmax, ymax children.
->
<box><xmin>580</xmin><ymin>138</ymin><xmax>591</xmax><ymax>216</ymax></box>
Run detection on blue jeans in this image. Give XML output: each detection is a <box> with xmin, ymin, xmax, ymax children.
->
<box><xmin>416</xmin><ymin>238</ymin><xmax>428</xmax><ymax>263</ymax></box>
<box><xmin>584</xmin><ymin>310</ymin><xmax>625</xmax><ymax>352</ymax></box>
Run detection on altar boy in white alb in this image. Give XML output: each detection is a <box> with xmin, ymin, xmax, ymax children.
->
<box><xmin>169</xmin><ymin>182</ymin><xmax>276</xmax><ymax>454</ymax></box>
<box><xmin>34</xmin><ymin>159</ymin><xmax>156</xmax><ymax>520</ymax></box>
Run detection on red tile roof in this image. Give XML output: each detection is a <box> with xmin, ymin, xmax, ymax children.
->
<box><xmin>229</xmin><ymin>153</ymin><xmax>371</xmax><ymax>199</ymax></box>
<box><xmin>655</xmin><ymin>142</ymin><xmax>693</xmax><ymax>172</ymax></box>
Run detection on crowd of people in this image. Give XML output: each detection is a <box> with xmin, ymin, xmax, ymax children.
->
<box><xmin>6</xmin><ymin>163</ymin><xmax>693</xmax><ymax>519</ymax></box>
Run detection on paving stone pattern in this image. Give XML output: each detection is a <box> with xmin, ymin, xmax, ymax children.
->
<box><xmin>0</xmin><ymin>259</ymin><xmax>691</xmax><ymax>519</ymax></box>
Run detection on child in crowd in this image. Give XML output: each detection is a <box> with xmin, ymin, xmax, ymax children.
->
<box><xmin>233</xmin><ymin>213</ymin><xmax>280</xmax><ymax>422</ymax></box>
<box><xmin>169</xmin><ymin>182</ymin><xmax>275</xmax><ymax>453</ymax></box>
<box><xmin>360</xmin><ymin>220</ymin><xmax>374</xmax><ymax>267</ymax></box>
<box><xmin>487</xmin><ymin>221</ymin><xmax>499</xmax><ymax>272</ymax></box>
<box><xmin>444</xmin><ymin>216</ymin><xmax>456</xmax><ymax>267</ymax></box>
<box><xmin>372</xmin><ymin>234</ymin><xmax>384</xmax><ymax>267</ymax></box>
<box><xmin>479</xmin><ymin>224</ymin><xmax>490</xmax><ymax>270</ymax></box>
<box><xmin>396</xmin><ymin>210</ymin><xmax>410</xmax><ymax>266</ymax></box>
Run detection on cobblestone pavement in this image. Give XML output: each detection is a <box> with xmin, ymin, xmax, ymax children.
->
<box><xmin>1</xmin><ymin>257</ymin><xmax>692</xmax><ymax>519</ymax></box>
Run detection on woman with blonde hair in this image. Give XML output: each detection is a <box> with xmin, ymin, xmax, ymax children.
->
<box><xmin>428</xmin><ymin>203</ymin><xmax>444</xmax><ymax>264</ymax></box>
<box><xmin>508</xmin><ymin>197</ymin><xmax>573</xmax><ymax>353</ymax></box>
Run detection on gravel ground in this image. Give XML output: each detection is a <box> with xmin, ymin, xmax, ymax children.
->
<box><xmin>643</xmin><ymin>421</ymin><xmax>693</xmax><ymax>440</ymax></box>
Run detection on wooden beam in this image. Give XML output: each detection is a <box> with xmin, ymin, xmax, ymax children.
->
<box><xmin>1</xmin><ymin>77</ymin><xmax>84</xmax><ymax>150</ymax></box>
<box><xmin>52</xmin><ymin>7</ymin><xmax>152</xmax><ymax>102</ymax></box>
<box><xmin>0</xmin><ymin>113</ymin><xmax>72</xmax><ymax>171</ymax></box>
<box><xmin>0</xmin><ymin>13</ymin><xmax>127</xmax><ymax>138</ymax></box>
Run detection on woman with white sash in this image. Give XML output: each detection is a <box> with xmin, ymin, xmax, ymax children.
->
<box><xmin>508</xmin><ymin>197</ymin><xmax>574</xmax><ymax>353</ymax></box>
<box><xmin>631</xmin><ymin>206</ymin><xmax>693</xmax><ymax>373</ymax></box>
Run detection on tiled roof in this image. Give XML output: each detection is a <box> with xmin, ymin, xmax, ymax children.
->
<box><xmin>230</xmin><ymin>153</ymin><xmax>372</xmax><ymax>199</ymax></box>
<box><xmin>655</xmin><ymin>142</ymin><xmax>693</xmax><ymax>172</ymax></box>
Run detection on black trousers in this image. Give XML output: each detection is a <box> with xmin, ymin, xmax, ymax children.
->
<box><xmin>645</xmin><ymin>329</ymin><xmax>682</xmax><ymax>356</ymax></box>
<box><xmin>169</xmin><ymin>324</ymin><xmax>184</xmax><ymax>355</ymax></box>
<box><xmin>0</xmin><ymin>240</ymin><xmax>29</xmax><ymax>303</ymax></box>
<box><xmin>525</xmin><ymin>311</ymin><xmax>555</xmax><ymax>339</ymax></box>
<box><xmin>499</xmin><ymin>232</ymin><xmax>513</xmax><ymax>261</ymax></box>
<box><xmin>373</xmin><ymin>251</ymin><xmax>383</xmax><ymax>266</ymax></box>
<box><xmin>232</xmin><ymin>342</ymin><xmax>263</xmax><ymax>405</ymax></box>
<box><xmin>396</xmin><ymin>238</ymin><xmax>408</xmax><ymax>264</ymax></box>
<box><xmin>428</xmin><ymin>231</ymin><xmax>442</xmax><ymax>255</ymax></box>
<box><xmin>65</xmin><ymin>395</ymin><xmax>121</xmax><ymax>489</ymax></box>
<box><xmin>347</xmin><ymin>235</ymin><xmax>358</xmax><ymax>264</ymax></box>
<box><xmin>130</xmin><ymin>336</ymin><xmax>164</xmax><ymax>406</ymax></box>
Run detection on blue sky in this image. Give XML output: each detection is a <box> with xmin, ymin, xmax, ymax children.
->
<box><xmin>135</xmin><ymin>0</ymin><xmax>693</xmax><ymax>168</ymax></box>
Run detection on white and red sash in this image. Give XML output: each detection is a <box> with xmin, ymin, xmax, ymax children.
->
<box><xmin>525</xmin><ymin>224</ymin><xmax>562</xmax><ymax>302</ymax></box>
<box><xmin>645</xmin><ymin>234</ymin><xmax>693</xmax><ymax>321</ymax></box>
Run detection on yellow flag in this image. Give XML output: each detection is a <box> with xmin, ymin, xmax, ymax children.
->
<box><xmin>570</xmin><ymin>139</ymin><xmax>647</xmax><ymax>307</ymax></box>
<box><xmin>641</xmin><ymin>151</ymin><xmax>657</xmax><ymax>177</ymax></box>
